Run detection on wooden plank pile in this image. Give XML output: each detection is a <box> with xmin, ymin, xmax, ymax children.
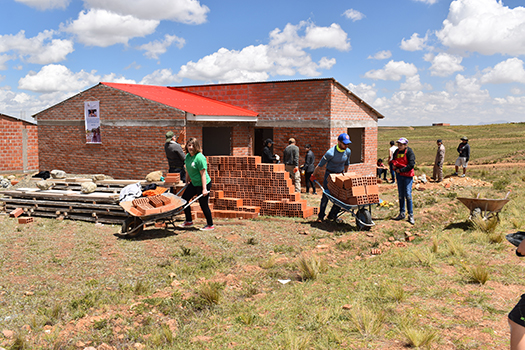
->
<box><xmin>0</xmin><ymin>178</ymin><xmax>176</xmax><ymax>224</ymax></box>
<box><xmin>326</xmin><ymin>173</ymin><xmax>380</xmax><ymax>205</ymax></box>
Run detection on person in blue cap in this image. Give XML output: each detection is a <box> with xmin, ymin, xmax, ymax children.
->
<box><xmin>312</xmin><ymin>133</ymin><xmax>352</xmax><ymax>222</ymax></box>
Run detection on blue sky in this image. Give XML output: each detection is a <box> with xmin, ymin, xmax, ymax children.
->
<box><xmin>2</xmin><ymin>0</ymin><xmax>525</xmax><ymax>126</ymax></box>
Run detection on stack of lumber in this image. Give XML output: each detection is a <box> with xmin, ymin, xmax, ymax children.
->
<box><xmin>190</xmin><ymin>156</ymin><xmax>318</xmax><ymax>219</ymax></box>
<box><xmin>0</xmin><ymin>178</ymin><xmax>182</xmax><ymax>224</ymax></box>
<box><xmin>326</xmin><ymin>173</ymin><xmax>379</xmax><ymax>206</ymax></box>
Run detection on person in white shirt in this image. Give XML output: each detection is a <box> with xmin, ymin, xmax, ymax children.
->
<box><xmin>388</xmin><ymin>140</ymin><xmax>398</xmax><ymax>183</ymax></box>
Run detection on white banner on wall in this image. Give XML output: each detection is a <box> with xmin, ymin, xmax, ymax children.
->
<box><xmin>84</xmin><ymin>101</ymin><xmax>101</xmax><ymax>144</ymax></box>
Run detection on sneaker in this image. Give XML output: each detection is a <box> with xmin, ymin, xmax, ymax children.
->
<box><xmin>452</xmin><ymin>172</ymin><xmax>458</xmax><ymax>176</ymax></box>
<box><xmin>459</xmin><ymin>174</ymin><xmax>465</xmax><ymax>178</ymax></box>
<box><xmin>178</xmin><ymin>221</ymin><xmax>193</xmax><ymax>228</ymax></box>
<box><xmin>392</xmin><ymin>214</ymin><xmax>405</xmax><ymax>221</ymax></box>
<box><xmin>408</xmin><ymin>215</ymin><xmax>415</xmax><ymax>225</ymax></box>
<box><xmin>200</xmin><ymin>225</ymin><xmax>215</xmax><ymax>231</ymax></box>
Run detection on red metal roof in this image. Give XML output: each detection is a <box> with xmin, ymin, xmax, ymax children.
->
<box><xmin>101</xmin><ymin>82</ymin><xmax>258</xmax><ymax>117</ymax></box>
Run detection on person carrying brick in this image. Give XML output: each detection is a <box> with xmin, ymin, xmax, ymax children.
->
<box><xmin>454</xmin><ymin>136</ymin><xmax>470</xmax><ymax>177</ymax></box>
<box><xmin>164</xmin><ymin>131</ymin><xmax>186</xmax><ymax>183</ymax></box>
<box><xmin>312</xmin><ymin>133</ymin><xmax>352</xmax><ymax>222</ymax></box>
<box><xmin>432</xmin><ymin>139</ymin><xmax>445</xmax><ymax>182</ymax></box>
<box><xmin>390</xmin><ymin>137</ymin><xmax>416</xmax><ymax>225</ymax></box>
<box><xmin>283</xmin><ymin>138</ymin><xmax>301</xmax><ymax>193</ymax></box>
<box><xmin>178</xmin><ymin>137</ymin><xmax>214</xmax><ymax>231</ymax></box>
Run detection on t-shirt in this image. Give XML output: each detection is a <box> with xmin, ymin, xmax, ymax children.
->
<box><xmin>317</xmin><ymin>145</ymin><xmax>351</xmax><ymax>173</ymax></box>
<box><xmin>185</xmin><ymin>152</ymin><xmax>211</xmax><ymax>186</ymax></box>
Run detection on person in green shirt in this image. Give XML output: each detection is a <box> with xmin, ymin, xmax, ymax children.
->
<box><xmin>178</xmin><ymin>138</ymin><xmax>214</xmax><ymax>230</ymax></box>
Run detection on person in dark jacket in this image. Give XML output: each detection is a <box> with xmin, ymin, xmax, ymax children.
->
<box><xmin>390</xmin><ymin>137</ymin><xmax>416</xmax><ymax>225</ymax></box>
<box><xmin>164</xmin><ymin>131</ymin><xmax>186</xmax><ymax>183</ymax></box>
<box><xmin>454</xmin><ymin>136</ymin><xmax>470</xmax><ymax>177</ymax></box>
<box><xmin>262</xmin><ymin>139</ymin><xmax>278</xmax><ymax>164</ymax></box>
<box><xmin>301</xmin><ymin>144</ymin><xmax>316</xmax><ymax>195</ymax></box>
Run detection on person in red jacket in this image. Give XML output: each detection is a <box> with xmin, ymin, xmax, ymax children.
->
<box><xmin>390</xmin><ymin>137</ymin><xmax>416</xmax><ymax>225</ymax></box>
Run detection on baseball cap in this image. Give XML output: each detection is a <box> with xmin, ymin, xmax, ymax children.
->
<box><xmin>165</xmin><ymin>131</ymin><xmax>174</xmax><ymax>140</ymax></box>
<box><xmin>437</xmin><ymin>139</ymin><xmax>442</xmax><ymax>143</ymax></box>
<box><xmin>338</xmin><ymin>133</ymin><xmax>351</xmax><ymax>145</ymax></box>
<box><xmin>397</xmin><ymin>137</ymin><xmax>408</xmax><ymax>144</ymax></box>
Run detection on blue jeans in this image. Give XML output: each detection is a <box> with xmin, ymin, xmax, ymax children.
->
<box><xmin>396</xmin><ymin>174</ymin><xmax>413</xmax><ymax>216</ymax></box>
<box><xmin>389</xmin><ymin>163</ymin><xmax>396</xmax><ymax>183</ymax></box>
<box><xmin>318</xmin><ymin>171</ymin><xmax>341</xmax><ymax>220</ymax></box>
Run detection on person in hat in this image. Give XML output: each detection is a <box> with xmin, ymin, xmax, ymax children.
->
<box><xmin>312</xmin><ymin>133</ymin><xmax>352</xmax><ymax>222</ymax></box>
<box><xmin>164</xmin><ymin>131</ymin><xmax>186</xmax><ymax>183</ymax></box>
<box><xmin>432</xmin><ymin>139</ymin><xmax>445</xmax><ymax>182</ymax></box>
<box><xmin>262</xmin><ymin>138</ymin><xmax>278</xmax><ymax>164</ymax></box>
<box><xmin>283</xmin><ymin>138</ymin><xmax>301</xmax><ymax>192</ymax></box>
<box><xmin>454</xmin><ymin>136</ymin><xmax>470</xmax><ymax>177</ymax></box>
<box><xmin>390</xmin><ymin>137</ymin><xmax>416</xmax><ymax>225</ymax></box>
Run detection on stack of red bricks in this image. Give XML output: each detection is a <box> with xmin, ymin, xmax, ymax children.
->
<box><xmin>163</xmin><ymin>173</ymin><xmax>180</xmax><ymax>184</ymax></box>
<box><xmin>191</xmin><ymin>156</ymin><xmax>317</xmax><ymax>219</ymax></box>
<box><xmin>326</xmin><ymin>173</ymin><xmax>379</xmax><ymax>205</ymax></box>
<box><xmin>128</xmin><ymin>194</ymin><xmax>178</xmax><ymax>216</ymax></box>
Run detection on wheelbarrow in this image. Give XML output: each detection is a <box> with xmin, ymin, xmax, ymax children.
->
<box><xmin>314</xmin><ymin>180</ymin><xmax>377</xmax><ymax>231</ymax></box>
<box><xmin>457</xmin><ymin>191</ymin><xmax>510</xmax><ymax>220</ymax></box>
<box><xmin>118</xmin><ymin>185</ymin><xmax>203</xmax><ymax>238</ymax></box>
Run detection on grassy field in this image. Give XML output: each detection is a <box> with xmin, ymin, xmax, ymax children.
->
<box><xmin>0</xmin><ymin>123</ymin><xmax>524</xmax><ymax>349</ymax></box>
<box><xmin>377</xmin><ymin>122</ymin><xmax>525</xmax><ymax>166</ymax></box>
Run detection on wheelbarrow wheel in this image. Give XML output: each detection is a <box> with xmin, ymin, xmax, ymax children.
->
<box><xmin>122</xmin><ymin>216</ymin><xmax>144</xmax><ymax>237</ymax></box>
<box><xmin>356</xmin><ymin>208</ymin><xmax>372</xmax><ymax>231</ymax></box>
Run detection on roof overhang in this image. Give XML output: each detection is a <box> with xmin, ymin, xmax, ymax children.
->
<box><xmin>186</xmin><ymin>113</ymin><xmax>258</xmax><ymax>123</ymax></box>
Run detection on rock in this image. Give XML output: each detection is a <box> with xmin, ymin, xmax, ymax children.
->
<box><xmin>133</xmin><ymin>344</ymin><xmax>146</xmax><ymax>350</ymax></box>
<box><xmin>145</xmin><ymin>171</ymin><xmax>163</xmax><ymax>182</ymax></box>
<box><xmin>97</xmin><ymin>343</ymin><xmax>116</xmax><ymax>350</ymax></box>
<box><xmin>342</xmin><ymin>304</ymin><xmax>352</xmax><ymax>310</ymax></box>
<box><xmin>81</xmin><ymin>182</ymin><xmax>97</xmax><ymax>194</ymax></box>
<box><xmin>36</xmin><ymin>181</ymin><xmax>54</xmax><ymax>190</ymax></box>
<box><xmin>92</xmin><ymin>174</ymin><xmax>106</xmax><ymax>181</ymax></box>
<box><xmin>50</xmin><ymin>170</ymin><xmax>66</xmax><ymax>179</ymax></box>
<box><xmin>2</xmin><ymin>330</ymin><xmax>14</xmax><ymax>338</ymax></box>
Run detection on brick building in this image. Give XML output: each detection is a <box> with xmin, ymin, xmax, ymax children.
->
<box><xmin>35</xmin><ymin>78</ymin><xmax>383</xmax><ymax>179</ymax></box>
<box><xmin>0</xmin><ymin>113</ymin><xmax>38</xmax><ymax>174</ymax></box>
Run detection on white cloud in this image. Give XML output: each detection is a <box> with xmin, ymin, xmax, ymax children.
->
<box><xmin>427</xmin><ymin>52</ymin><xmax>464</xmax><ymax>77</ymax></box>
<box><xmin>400</xmin><ymin>75</ymin><xmax>431</xmax><ymax>91</ymax></box>
<box><xmin>481</xmin><ymin>58</ymin><xmax>525</xmax><ymax>84</ymax></box>
<box><xmin>83</xmin><ymin>0</ymin><xmax>209</xmax><ymax>24</ymax></box>
<box><xmin>437</xmin><ymin>0</ymin><xmax>525</xmax><ymax>55</ymax></box>
<box><xmin>0</xmin><ymin>55</ymin><xmax>15</xmax><ymax>70</ymax></box>
<box><xmin>400</xmin><ymin>33</ymin><xmax>428</xmax><ymax>51</ymax></box>
<box><xmin>0</xmin><ymin>30</ymin><xmax>74</xmax><ymax>65</ymax></box>
<box><xmin>368</xmin><ymin>50</ymin><xmax>392</xmax><ymax>60</ymax></box>
<box><xmin>347</xmin><ymin>82</ymin><xmax>377</xmax><ymax>105</ymax></box>
<box><xmin>15</xmin><ymin>0</ymin><xmax>69</xmax><ymax>10</ymax></box>
<box><xmin>61</xmin><ymin>9</ymin><xmax>159</xmax><ymax>47</ymax></box>
<box><xmin>342</xmin><ymin>9</ymin><xmax>365</xmax><ymax>22</ymax></box>
<box><xmin>18</xmin><ymin>64</ymin><xmax>135</xmax><ymax>93</ymax></box>
<box><xmin>138</xmin><ymin>34</ymin><xmax>185</xmax><ymax>59</ymax></box>
<box><xmin>364</xmin><ymin>60</ymin><xmax>418</xmax><ymax>81</ymax></box>
<box><xmin>140</xmin><ymin>68</ymin><xmax>180</xmax><ymax>85</ymax></box>
<box><xmin>175</xmin><ymin>21</ymin><xmax>348</xmax><ymax>83</ymax></box>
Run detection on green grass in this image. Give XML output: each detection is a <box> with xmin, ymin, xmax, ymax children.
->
<box><xmin>378</xmin><ymin>122</ymin><xmax>525</xmax><ymax>165</ymax></box>
<box><xmin>0</xmin><ymin>123</ymin><xmax>523</xmax><ymax>349</ymax></box>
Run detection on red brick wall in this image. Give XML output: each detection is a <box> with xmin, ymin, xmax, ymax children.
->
<box><xmin>37</xmin><ymin>84</ymin><xmax>186</xmax><ymax>179</ymax></box>
<box><xmin>0</xmin><ymin>115</ymin><xmax>38</xmax><ymax>173</ymax></box>
<box><xmin>180</xmin><ymin>79</ymin><xmax>378</xmax><ymax>177</ymax></box>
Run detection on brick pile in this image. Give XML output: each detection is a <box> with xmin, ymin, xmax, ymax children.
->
<box><xmin>127</xmin><ymin>194</ymin><xmax>179</xmax><ymax>216</ymax></box>
<box><xmin>191</xmin><ymin>156</ymin><xmax>317</xmax><ymax>219</ymax></box>
<box><xmin>163</xmin><ymin>173</ymin><xmax>180</xmax><ymax>184</ymax></box>
<box><xmin>326</xmin><ymin>173</ymin><xmax>379</xmax><ymax>206</ymax></box>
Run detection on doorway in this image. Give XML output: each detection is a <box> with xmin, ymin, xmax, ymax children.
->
<box><xmin>254</xmin><ymin>128</ymin><xmax>274</xmax><ymax>157</ymax></box>
<box><xmin>202</xmin><ymin>127</ymin><xmax>231</xmax><ymax>156</ymax></box>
